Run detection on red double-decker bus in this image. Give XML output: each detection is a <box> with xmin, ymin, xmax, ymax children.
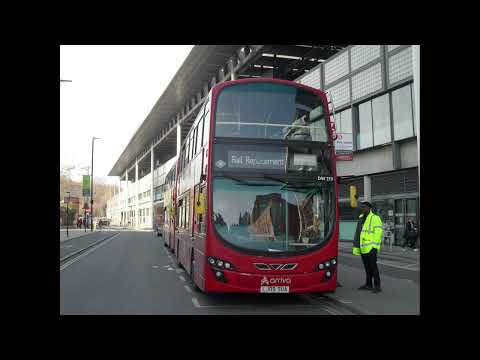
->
<box><xmin>165</xmin><ymin>78</ymin><xmax>339</xmax><ymax>294</ymax></box>
<box><xmin>163</xmin><ymin>164</ymin><xmax>176</xmax><ymax>249</ymax></box>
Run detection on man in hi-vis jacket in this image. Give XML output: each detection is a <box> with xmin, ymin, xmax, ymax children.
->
<box><xmin>352</xmin><ymin>201</ymin><xmax>383</xmax><ymax>293</ymax></box>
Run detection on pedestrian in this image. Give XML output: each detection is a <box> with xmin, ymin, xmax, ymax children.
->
<box><xmin>352</xmin><ymin>201</ymin><xmax>383</xmax><ymax>293</ymax></box>
<box><xmin>402</xmin><ymin>218</ymin><xmax>419</xmax><ymax>251</ymax></box>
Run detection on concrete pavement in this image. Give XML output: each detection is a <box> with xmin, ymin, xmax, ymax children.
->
<box><xmin>60</xmin><ymin>229</ymin><xmax>98</xmax><ymax>242</ymax></box>
<box><xmin>60</xmin><ymin>231</ymin><xmax>347</xmax><ymax>315</ymax></box>
<box><xmin>60</xmin><ymin>231</ymin><xmax>420</xmax><ymax>315</ymax></box>
<box><xmin>328</xmin><ymin>241</ymin><xmax>420</xmax><ymax>315</ymax></box>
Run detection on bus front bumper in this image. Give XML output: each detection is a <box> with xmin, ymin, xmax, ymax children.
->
<box><xmin>205</xmin><ymin>269</ymin><xmax>337</xmax><ymax>294</ymax></box>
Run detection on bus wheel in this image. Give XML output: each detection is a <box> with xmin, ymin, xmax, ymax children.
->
<box><xmin>190</xmin><ymin>256</ymin><xmax>201</xmax><ymax>292</ymax></box>
<box><xmin>176</xmin><ymin>240</ymin><xmax>184</xmax><ymax>269</ymax></box>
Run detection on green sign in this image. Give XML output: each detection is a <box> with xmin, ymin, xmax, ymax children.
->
<box><xmin>82</xmin><ymin>175</ymin><xmax>91</xmax><ymax>197</ymax></box>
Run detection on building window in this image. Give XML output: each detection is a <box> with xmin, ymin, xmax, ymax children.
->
<box><xmin>372</xmin><ymin>94</ymin><xmax>391</xmax><ymax>146</ymax></box>
<box><xmin>357</xmin><ymin>101</ymin><xmax>373</xmax><ymax>149</ymax></box>
<box><xmin>335</xmin><ymin>108</ymin><xmax>352</xmax><ymax>134</ymax></box>
<box><xmin>392</xmin><ymin>84</ymin><xmax>414</xmax><ymax>140</ymax></box>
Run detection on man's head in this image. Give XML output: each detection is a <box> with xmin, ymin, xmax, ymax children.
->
<box><xmin>360</xmin><ymin>201</ymin><xmax>372</xmax><ymax>215</ymax></box>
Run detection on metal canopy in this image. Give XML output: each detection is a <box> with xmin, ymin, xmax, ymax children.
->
<box><xmin>238</xmin><ymin>45</ymin><xmax>348</xmax><ymax>80</ymax></box>
<box><xmin>109</xmin><ymin>44</ymin><xmax>348</xmax><ymax>177</ymax></box>
<box><xmin>109</xmin><ymin>45</ymin><xmax>241</xmax><ymax>176</ymax></box>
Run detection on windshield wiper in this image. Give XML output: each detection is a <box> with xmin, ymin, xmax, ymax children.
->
<box><xmin>216</xmin><ymin>173</ymin><xmax>249</xmax><ymax>185</ymax></box>
<box><xmin>215</xmin><ymin>173</ymin><xmax>278</xmax><ymax>187</ymax></box>
<box><xmin>262</xmin><ymin>174</ymin><xmax>288</xmax><ymax>184</ymax></box>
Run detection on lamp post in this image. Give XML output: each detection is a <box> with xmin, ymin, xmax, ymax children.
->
<box><xmin>66</xmin><ymin>191</ymin><xmax>71</xmax><ymax>237</ymax></box>
<box><xmin>91</xmin><ymin>137</ymin><xmax>101</xmax><ymax>231</ymax></box>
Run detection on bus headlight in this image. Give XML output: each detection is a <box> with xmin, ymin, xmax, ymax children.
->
<box><xmin>208</xmin><ymin>256</ymin><xmax>235</xmax><ymax>271</ymax></box>
<box><xmin>318</xmin><ymin>263</ymin><xmax>325</xmax><ymax>270</ymax></box>
<box><xmin>325</xmin><ymin>261</ymin><xmax>331</xmax><ymax>268</ymax></box>
<box><xmin>331</xmin><ymin>259</ymin><xmax>336</xmax><ymax>265</ymax></box>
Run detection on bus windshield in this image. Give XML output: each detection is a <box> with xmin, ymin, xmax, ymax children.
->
<box><xmin>212</xmin><ymin>177</ymin><xmax>335</xmax><ymax>254</ymax></box>
<box><xmin>215</xmin><ymin>82</ymin><xmax>329</xmax><ymax>142</ymax></box>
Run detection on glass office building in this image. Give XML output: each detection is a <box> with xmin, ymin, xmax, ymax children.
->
<box><xmin>296</xmin><ymin>45</ymin><xmax>419</xmax><ymax>246</ymax></box>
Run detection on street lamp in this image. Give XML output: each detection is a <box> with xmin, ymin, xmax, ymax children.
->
<box><xmin>91</xmin><ymin>137</ymin><xmax>101</xmax><ymax>232</ymax></box>
<box><xmin>66</xmin><ymin>191</ymin><xmax>71</xmax><ymax>237</ymax></box>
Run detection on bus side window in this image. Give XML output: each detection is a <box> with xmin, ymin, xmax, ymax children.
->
<box><xmin>194</xmin><ymin>185</ymin><xmax>200</xmax><ymax>234</ymax></box>
<box><xmin>175</xmin><ymin>200</ymin><xmax>180</xmax><ymax>228</ymax></box>
<box><xmin>192</xmin><ymin>127</ymin><xmax>197</xmax><ymax>158</ymax></box>
<box><xmin>185</xmin><ymin>195</ymin><xmax>190</xmax><ymax>229</ymax></box>
<box><xmin>194</xmin><ymin>125</ymin><xmax>199</xmax><ymax>156</ymax></box>
<box><xmin>203</xmin><ymin>108</ymin><xmax>210</xmax><ymax>146</ymax></box>
<box><xmin>199</xmin><ymin>115</ymin><xmax>205</xmax><ymax>148</ymax></box>
<box><xmin>181</xmin><ymin>145</ymin><xmax>186</xmax><ymax>171</ymax></box>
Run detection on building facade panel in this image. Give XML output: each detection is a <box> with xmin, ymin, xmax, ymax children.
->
<box><xmin>324</xmin><ymin>51</ymin><xmax>349</xmax><ymax>85</ymax></box>
<box><xmin>298</xmin><ymin>67</ymin><xmax>321</xmax><ymax>89</ymax></box>
<box><xmin>387</xmin><ymin>45</ymin><xmax>401</xmax><ymax>52</ymax></box>
<box><xmin>350</xmin><ymin>45</ymin><xmax>381</xmax><ymax>71</ymax></box>
<box><xmin>327</xmin><ymin>79</ymin><xmax>350</xmax><ymax>108</ymax></box>
<box><xmin>351</xmin><ymin>63</ymin><xmax>383</xmax><ymax>101</ymax></box>
<box><xmin>399</xmin><ymin>138</ymin><xmax>418</xmax><ymax>168</ymax></box>
<box><xmin>388</xmin><ymin>46</ymin><xmax>413</xmax><ymax>85</ymax></box>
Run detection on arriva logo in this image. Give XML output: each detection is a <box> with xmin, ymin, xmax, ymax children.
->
<box><xmin>260</xmin><ymin>276</ymin><xmax>291</xmax><ymax>285</ymax></box>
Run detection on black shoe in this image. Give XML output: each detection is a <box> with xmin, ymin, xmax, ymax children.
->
<box><xmin>371</xmin><ymin>288</ymin><xmax>382</xmax><ymax>293</ymax></box>
<box><xmin>358</xmin><ymin>285</ymin><xmax>374</xmax><ymax>290</ymax></box>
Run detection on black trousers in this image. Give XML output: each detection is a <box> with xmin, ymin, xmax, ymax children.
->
<box><xmin>361</xmin><ymin>248</ymin><xmax>381</xmax><ymax>288</ymax></box>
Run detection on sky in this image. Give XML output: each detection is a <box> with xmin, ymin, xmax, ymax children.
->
<box><xmin>60</xmin><ymin>45</ymin><xmax>194</xmax><ymax>184</ymax></box>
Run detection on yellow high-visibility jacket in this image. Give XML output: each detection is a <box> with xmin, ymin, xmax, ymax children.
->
<box><xmin>353</xmin><ymin>211</ymin><xmax>383</xmax><ymax>255</ymax></box>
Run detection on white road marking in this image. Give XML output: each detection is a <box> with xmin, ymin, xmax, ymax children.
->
<box><xmin>152</xmin><ymin>265</ymin><xmax>159</xmax><ymax>269</ymax></box>
<box><xmin>60</xmin><ymin>233</ymin><xmax>120</xmax><ymax>271</ymax></box>
<box><xmin>192</xmin><ymin>298</ymin><xmax>201</xmax><ymax>308</ymax></box>
<box><xmin>403</xmin><ymin>263</ymin><xmax>420</xmax><ymax>268</ymax></box>
<box><xmin>179</xmin><ymin>275</ymin><xmax>186</xmax><ymax>282</ymax></box>
<box><xmin>189</xmin><ymin>303</ymin><xmax>336</xmax><ymax>310</ymax></box>
<box><xmin>184</xmin><ymin>285</ymin><xmax>192</xmax><ymax>293</ymax></box>
<box><xmin>321</xmin><ymin>306</ymin><xmax>339</xmax><ymax>315</ymax></box>
<box><xmin>339</xmin><ymin>300</ymin><xmax>353</xmax><ymax>304</ymax></box>
<box><xmin>175</xmin><ymin>269</ymin><xmax>184</xmax><ymax>274</ymax></box>
<box><xmin>301</xmin><ymin>294</ymin><xmax>342</xmax><ymax>315</ymax></box>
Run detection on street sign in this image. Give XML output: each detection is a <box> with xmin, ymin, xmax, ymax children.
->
<box><xmin>83</xmin><ymin>175</ymin><xmax>91</xmax><ymax>197</ymax></box>
<box><xmin>335</xmin><ymin>133</ymin><xmax>353</xmax><ymax>161</ymax></box>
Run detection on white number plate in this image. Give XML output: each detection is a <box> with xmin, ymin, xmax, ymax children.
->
<box><xmin>260</xmin><ymin>286</ymin><xmax>290</xmax><ymax>293</ymax></box>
